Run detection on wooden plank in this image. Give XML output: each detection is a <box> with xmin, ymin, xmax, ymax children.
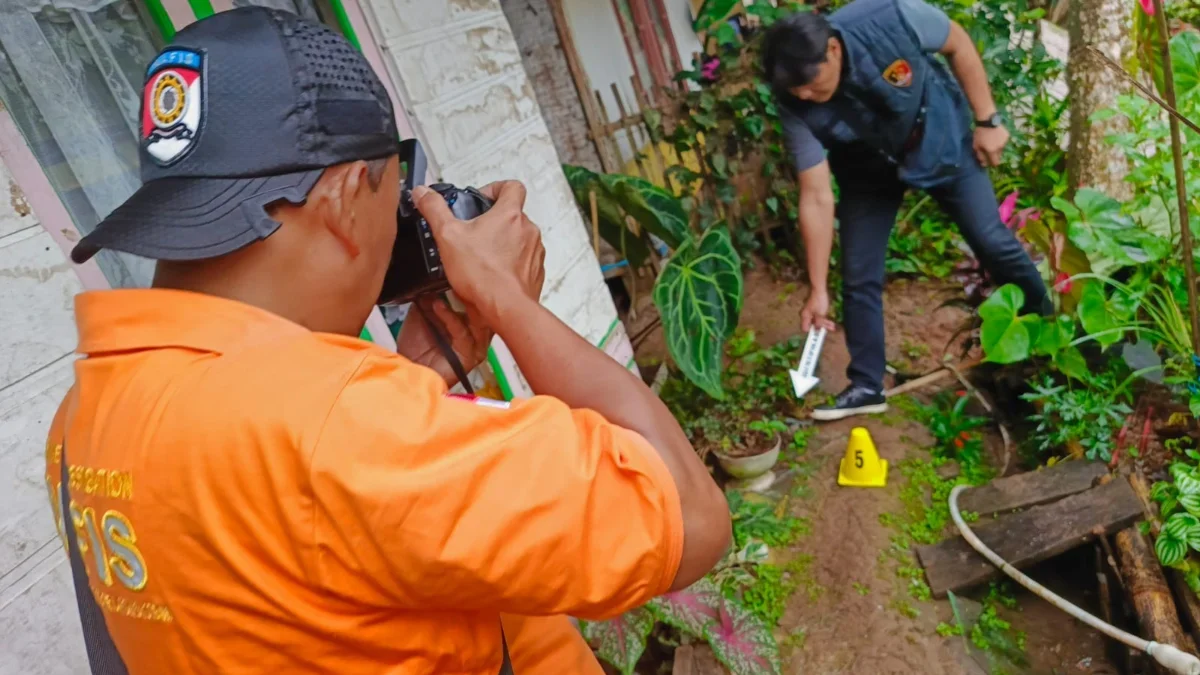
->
<box><xmin>916</xmin><ymin>478</ymin><xmax>1144</xmax><ymax>597</ymax></box>
<box><xmin>957</xmin><ymin>460</ymin><xmax>1109</xmax><ymax>517</ymax></box>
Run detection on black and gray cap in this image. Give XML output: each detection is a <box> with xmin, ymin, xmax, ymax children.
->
<box><xmin>71</xmin><ymin>6</ymin><xmax>401</xmax><ymax>264</ymax></box>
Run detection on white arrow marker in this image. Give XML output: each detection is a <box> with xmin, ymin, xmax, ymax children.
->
<box><xmin>789</xmin><ymin>327</ymin><xmax>827</xmax><ymax>398</ymax></box>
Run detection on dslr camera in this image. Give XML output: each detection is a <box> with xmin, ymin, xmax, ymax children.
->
<box><xmin>377</xmin><ymin>139</ymin><xmax>494</xmax><ymax>306</ymax></box>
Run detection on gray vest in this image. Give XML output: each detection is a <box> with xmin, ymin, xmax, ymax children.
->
<box><xmin>780</xmin><ymin>0</ymin><xmax>971</xmax><ymax>187</ymax></box>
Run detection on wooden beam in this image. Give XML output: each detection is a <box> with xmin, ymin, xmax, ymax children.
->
<box><xmin>956</xmin><ymin>461</ymin><xmax>1109</xmax><ymax>517</ymax></box>
<box><xmin>1115</xmin><ymin>527</ymin><xmax>1197</xmax><ymax>655</ymax></box>
<box><xmin>546</xmin><ymin>0</ymin><xmax>619</xmax><ymax>172</ymax></box>
<box><xmin>628</xmin><ymin>0</ymin><xmax>673</xmax><ymax>93</ymax></box>
<box><xmin>916</xmin><ymin>478</ymin><xmax>1144</xmax><ymax>597</ymax></box>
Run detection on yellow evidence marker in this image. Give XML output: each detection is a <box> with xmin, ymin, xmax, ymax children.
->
<box><xmin>837</xmin><ymin>427</ymin><xmax>888</xmax><ymax>488</ymax></box>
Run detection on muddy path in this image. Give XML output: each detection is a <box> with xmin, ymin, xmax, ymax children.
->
<box><xmin>630</xmin><ymin>268</ymin><xmax>1120</xmax><ymax>674</ymax></box>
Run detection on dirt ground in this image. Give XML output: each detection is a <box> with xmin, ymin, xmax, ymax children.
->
<box><xmin>629</xmin><ymin>268</ymin><xmax>1121</xmax><ymax>675</ymax></box>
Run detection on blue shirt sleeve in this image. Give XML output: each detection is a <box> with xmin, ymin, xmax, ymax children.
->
<box><xmin>897</xmin><ymin>0</ymin><xmax>952</xmax><ymax>52</ymax></box>
<box><xmin>779</xmin><ymin>105</ymin><xmax>826</xmax><ymax>173</ymax></box>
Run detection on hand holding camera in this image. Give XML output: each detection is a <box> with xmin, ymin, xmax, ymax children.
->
<box><xmin>412</xmin><ymin>180</ymin><xmax>546</xmax><ymax>324</ymax></box>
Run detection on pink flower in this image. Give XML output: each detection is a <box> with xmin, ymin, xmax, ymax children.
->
<box><xmin>1140</xmin><ymin>0</ymin><xmax>1155</xmax><ymax>15</ymax></box>
<box><xmin>999</xmin><ymin>191</ymin><xmax>1018</xmax><ymax>226</ymax></box>
<box><xmin>1054</xmin><ymin>272</ymin><xmax>1073</xmax><ymax>294</ymax></box>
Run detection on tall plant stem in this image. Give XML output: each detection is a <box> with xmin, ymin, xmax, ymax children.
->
<box><xmin>1152</xmin><ymin>0</ymin><xmax>1200</xmax><ymax>354</ymax></box>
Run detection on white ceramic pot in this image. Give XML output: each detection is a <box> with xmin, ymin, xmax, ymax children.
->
<box><xmin>714</xmin><ymin>434</ymin><xmax>782</xmax><ymax>479</ymax></box>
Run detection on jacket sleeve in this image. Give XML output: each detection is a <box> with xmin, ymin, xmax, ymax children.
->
<box><xmin>307</xmin><ymin>352</ymin><xmax>684</xmax><ymax>620</ymax></box>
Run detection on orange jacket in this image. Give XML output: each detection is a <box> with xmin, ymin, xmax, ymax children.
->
<box><xmin>45</xmin><ymin>289</ymin><xmax>683</xmax><ymax>674</ymax></box>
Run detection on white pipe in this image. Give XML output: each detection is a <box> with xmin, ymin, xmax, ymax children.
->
<box><xmin>948</xmin><ymin>485</ymin><xmax>1200</xmax><ymax>674</ymax></box>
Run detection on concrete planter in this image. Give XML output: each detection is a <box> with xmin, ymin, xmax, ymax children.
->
<box><xmin>714</xmin><ymin>434</ymin><xmax>782</xmax><ymax>479</ymax></box>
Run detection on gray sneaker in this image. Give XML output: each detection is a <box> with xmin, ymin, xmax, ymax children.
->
<box><xmin>811</xmin><ymin>385</ymin><xmax>888</xmax><ymax>421</ymax></box>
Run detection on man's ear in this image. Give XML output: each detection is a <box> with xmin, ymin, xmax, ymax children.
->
<box><xmin>320</xmin><ymin>161</ymin><xmax>371</xmax><ymax>258</ymax></box>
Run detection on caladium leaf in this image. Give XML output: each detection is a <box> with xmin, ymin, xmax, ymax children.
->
<box><xmin>648</xmin><ymin>577</ymin><xmax>723</xmax><ymax>637</ymax></box>
<box><xmin>562</xmin><ymin>164</ymin><xmax>652</xmax><ymax>268</ymax></box>
<box><xmin>1058</xmin><ymin>189</ymin><xmax>1169</xmax><ymax>272</ymax></box>
<box><xmin>602</xmin><ymin>173</ymin><xmax>688</xmax><ymax>249</ymax></box>
<box><xmin>653</xmin><ymin>227</ymin><xmax>743</xmax><ymax>399</ymax></box>
<box><xmin>978</xmin><ymin>284</ymin><xmax>1038</xmax><ymax>363</ymax></box>
<box><xmin>580</xmin><ymin>608</ymin><xmax>655</xmax><ymax>675</ymax></box>
<box><xmin>704</xmin><ymin>595</ymin><xmax>783</xmax><ymax>675</ymax></box>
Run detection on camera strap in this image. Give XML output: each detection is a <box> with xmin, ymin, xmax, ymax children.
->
<box><xmin>415</xmin><ymin>298</ymin><xmax>475</xmax><ymax>394</ymax></box>
<box><xmin>57</xmin><ymin>391</ymin><xmax>514</xmax><ymax>674</ymax></box>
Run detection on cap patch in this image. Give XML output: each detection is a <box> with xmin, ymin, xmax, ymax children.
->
<box><xmin>882</xmin><ymin>59</ymin><xmax>913</xmax><ymax>88</ymax></box>
<box><xmin>142</xmin><ymin>49</ymin><xmax>204</xmax><ymax>166</ymax></box>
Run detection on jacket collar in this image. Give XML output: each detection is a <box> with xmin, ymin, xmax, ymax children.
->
<box><xmin>75</xmin><ymin>289</ymin><xmax>310</xmax><ymax>356</ymax></box>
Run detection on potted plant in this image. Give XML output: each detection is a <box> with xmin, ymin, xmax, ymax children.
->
<box><xmin>713</xmin><ymin>419</ymin><xmax>785</xmax><ymax>479</ymax></box>
<box><xmin>660</xmin><ymin>331</ymin><xmax>801</xmax><ymax>481</ymax></box>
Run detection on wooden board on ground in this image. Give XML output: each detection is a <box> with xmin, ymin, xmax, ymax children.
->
<box><xmin>916</xmin><ymin>477</ymin><xmax>1143</xmax><ymax>597</ymax></box>
<box><xmin>672</xmin><ymin>644</ymin><xmax>726</xmax><ymax>675</ymax></box>
<box><xmin>957</xmin><ymin>460</ymin><xmax>1108</xmax><ymax>517</ymax></box>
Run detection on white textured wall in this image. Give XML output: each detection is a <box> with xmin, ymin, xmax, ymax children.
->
<box><xmin>363</xmin><ymin>0</ymin><xmax>621</xmax><ymax>350</ymax></box>
<box><xmin>0</xmin><ymin>153</ymin><xmax>88</xmax><ymax>674</ymax></box>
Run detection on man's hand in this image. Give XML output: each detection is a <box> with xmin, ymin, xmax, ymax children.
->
<box><xmin>800</xmin><ymin>287</ymin><xmax>835</xmax><ymax>332</ymax></box>
<box><xmin>973</xmin><ymin>124</ymin><xmax>1009</xmax><ymax>168</ymax></box>
<box><xmin>396</xmin><ymin>297</ymin><xmax>492</xmax><ymax>387</ymax></box>
<box><xmin>413</xmin><ymin>181</ymin><xmax>546</xmax><ymax>322</ymax></box>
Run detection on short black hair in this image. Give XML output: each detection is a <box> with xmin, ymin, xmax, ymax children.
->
<box><xmin>761</xmin><ymin>11</ymin><xmax>834</xmax><ymax>91</ymax></box>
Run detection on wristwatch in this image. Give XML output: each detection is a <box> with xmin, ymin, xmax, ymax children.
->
<box><xmin>976</xmin><ymin>112</ymin><xmax>1004</xmax><ymax>128</ymax></box>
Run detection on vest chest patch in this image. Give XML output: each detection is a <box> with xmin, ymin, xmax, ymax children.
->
<box><xmin>882</xmin><ymin>59</ymin><xmax>913</xmax><ymax>87</ymax></box>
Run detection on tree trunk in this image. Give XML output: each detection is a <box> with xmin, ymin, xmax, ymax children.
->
<box><xmin>1066</xmin><ymin>0</ymin><xmax>1134</xmax><ymax>200</ymax></box>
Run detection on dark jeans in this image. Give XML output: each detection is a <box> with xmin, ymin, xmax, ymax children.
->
<box><xmin>830</xmin><ymin>150</ymin><xmax>1049</xmax><ymax>391</ymax></box>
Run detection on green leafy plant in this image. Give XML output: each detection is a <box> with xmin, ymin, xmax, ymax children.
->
<box><xmin>660</xmin><ymin>332</ymin><xmax>801</xmax><ymax>455</ymax></box>
<box><xmin>1150</xmin><ymin>453</ymin><xmax>1200</xmax><ymax>592</ymax></box>
<box><xmin>1021</xmin><ymin>373</ymin><xmax>1133</xmax><ymax>462</ymax></box>
<box><xmin>564</xmin><ymin>165</ymin><xmax>744</xmax><ymax>398</ymax></box>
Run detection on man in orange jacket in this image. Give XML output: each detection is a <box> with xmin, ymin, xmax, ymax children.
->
<box><xmin>46</xmin><ymin>8</ymin><xmax>730</xmax><ymax>673</ymax></box>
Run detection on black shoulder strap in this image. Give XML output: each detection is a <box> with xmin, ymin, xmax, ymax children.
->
<box><xmin>58</xmin><ymin>392</ymin><xmax>513</xmax><ymax>674</ymax></box>
<box><xmin>59</xmin><ymin>415</ymin><xmax>129</xmax><ymax>673</ymax></box>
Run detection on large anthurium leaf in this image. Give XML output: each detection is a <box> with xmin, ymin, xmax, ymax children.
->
<box><xmin>978</xmin><ymin>284</ymin><xmax>1038</xmax><ymax>364</ymax></box>
<box><xmin>1032</xmin><ymin>314</ymin><xmax>1075</xmax><ymax>356</ymax></box>
<box><xmin>562</xmin><ymin>164</ymin><xmax>652</xmax><ymax>268</ymax></box>
<box><xmin>648</xmin><ymin>576</ymin><xmax>723</xmax><ymax>637</ymax></box>
<box><xmin>693</xmin><ymin>0</ymin><xmax>740</xmax><ymax>32</ymax></box>
<box><xmin>580</xmin><ymin>608</ymin><xmax>655</xmax><ymax>675</ymax></box>
<box><xmin>653</xmin><ymin>227</ymin><xmax>744</xmax><ymax>399</ymax></box>
<box><xmin>1077</xmin><ymin>283</ymin><xmax>1130</xmax><ymax>349</ymax></box>
<box><xmin>704</xmin><ymin>596</ymin><xmax>783</xmax><ymax>675</ymax></box>
<box><xmin>602</xmin><ymin>173</ymin><xmax>688</xmax><ymax>249</ymax></box>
